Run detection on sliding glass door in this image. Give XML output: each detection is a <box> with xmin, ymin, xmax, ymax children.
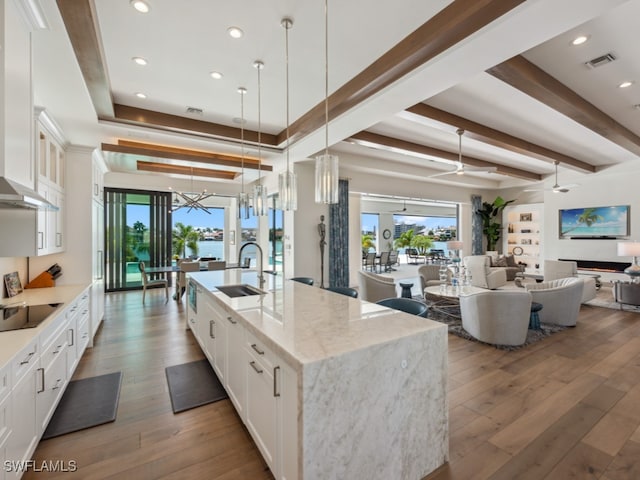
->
<box><xmin>105</xmin><ymin>188</ymin><xmax>172</xmax><ymax>291</ymax></box>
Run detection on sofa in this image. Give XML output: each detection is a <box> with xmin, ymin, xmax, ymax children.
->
<box><xmin>486</xmin><ymin>252</ymin><xmax>525</xmax><ymax>281</ymax></box>
<box><xmin>524</xmin><ymin>277</ymin><xmax>584</xmax><ymax>326</ymax></box>
<box><xmin>462</xmin><ymin>255</ymin><xmax>507</xmax><ymax>290</ymax></box>
<box><xmin>358</xmin><ymin>271</ymin><xmax>397</xmax><ymax>303</ymax></box>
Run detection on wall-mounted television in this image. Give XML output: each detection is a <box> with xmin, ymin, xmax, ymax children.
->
<box><xmin>559</xmin><ymin>205</ymin><xmax>630</xmax><ymax>239</ymax></box>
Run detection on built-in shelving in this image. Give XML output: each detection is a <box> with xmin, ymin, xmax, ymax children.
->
<box><xmin>503</xmin><ymin>203</ymin><xmax>543</xmax><ymax>270</ymax></box>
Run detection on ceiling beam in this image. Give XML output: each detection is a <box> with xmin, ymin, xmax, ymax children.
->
<box><xmin>136</xmin><ymin>161</ymin><xmax>238</xmax><ymax>180</ymax></box>
<box><xmin>405</xmin><ymin>104</ymin><xmax>596</xmax><ymax>173</ymax></box>
<box><xmin>348</xmin><ymin>131</ymin><xmax>542</xmax><ymax>181</ymax></box>
<box><xmin>56</xmin><ymin>0</ymin><xmax>114</xmax><ymax>118</ymax></box>
<box><xmin>112</xmin><ymin>105</ymin><xmax>279</xmax><ymax>146</ymax></box>
<box><xmin>102</xmin><ymin>140</ymin><xmax>272</xmax><ymax>172</ymax></box>
<box><xmin>487</xmin><ymin>55</ymin><xmax>640</xmax><ymax>157</ymax></box>
<box><xmin>280</xmin><ymin>0</ymin><xmax>525</xmax><ymax>146</ymax></box>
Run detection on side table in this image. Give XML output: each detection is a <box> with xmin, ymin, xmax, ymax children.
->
<box><xmin>529</xmin><ymin>302</ymin><xmax>543</xmax><ymax>330</ymax></box>
<box><xmin>399</xmin><ymin>282</ymin><xmax>414</xmax><ymax>299</ymax></box>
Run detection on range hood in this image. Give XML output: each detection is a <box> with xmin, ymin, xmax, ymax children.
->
<box><xmin>0</xmin><ymin>177</ymin><xmax>58</xmax><ymax>210</ymax></box>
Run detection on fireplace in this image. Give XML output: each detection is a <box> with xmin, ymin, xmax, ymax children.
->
<box><xmin>559</xmin><ymin>259</ymin><xmax>631</xmax><ymax>273</ymax></box>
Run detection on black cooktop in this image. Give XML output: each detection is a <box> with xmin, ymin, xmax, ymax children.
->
<box><xmin>0</xmin><ymin>303</ymin><xmax>63</xmax><ymax>332</ymax></box>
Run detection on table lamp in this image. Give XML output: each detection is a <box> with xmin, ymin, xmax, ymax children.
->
<box><xmin>617</xmin><ymin>241</ymin><xmax>640</xmax><ymax>282</ymax></box>
<box><xmin>446</xmin><ymin>240</ymin><xmax>463</xmax><ymax>261</ymax></box>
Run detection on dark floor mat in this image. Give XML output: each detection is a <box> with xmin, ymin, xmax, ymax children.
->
<box><xmin>42</xmin><ymin>371</ymin><xmax>123</xmax><ymax>440</ymax></box>
<box><xmin>165</xmin><ymin>359</ymin><xmax>228</xmax><ymax>413</ymax></box>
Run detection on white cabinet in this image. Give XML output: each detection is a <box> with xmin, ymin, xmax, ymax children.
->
<box><xmin>504</xmin><ymin>203</ymin><xmax>544</xmax><ymax>270</ymax></box>
<box><xmin>36</xmin><ymin>324</ymin><xmax>68</xmax><ymax>433</ymax></box>
<box><xmin>5</xmin><ymin>339</ymin><xmax>39</xmax><ymax>475</ymax></box>
<box><xmin>189</xmin><ymin>287</ymin><xmax>298</xmax><ymax>480</ymax></box>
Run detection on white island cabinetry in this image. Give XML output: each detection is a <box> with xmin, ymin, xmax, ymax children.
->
<box><xmin>188</xmin><ymin>270</ymin><xmax>448</xmax><ymax>480</ymax></box>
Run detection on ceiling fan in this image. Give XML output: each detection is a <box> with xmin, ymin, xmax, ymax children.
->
<box><xmin>524</xmin><ymin>161</ymin><xmax>579</xmax><ymax>193</ymax></box>
<box><xmin>391</xmin><ymin>199</ymin><xmax>408</xmax><ymax>212</ymax></box>
<box><xmin>429</xmin><ymin>129</ymin><xmax>497</xmax><ymax>178</ymax></box>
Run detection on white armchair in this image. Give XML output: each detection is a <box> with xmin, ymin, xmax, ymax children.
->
<box><xmin>524</xmin><ymin>277</ymin><xmax>584</xmax><ymax>326</ymax></box>
<box><xmin>418</xmin><ymin>265</ymin><xmax>446</xmax><ymax>292</ymax></box>
<box><xmin>459</xmin><ymin>290</ymin><xmax>532</xmax><ymax>346</ymax></box>
<box><xmin>543</xmin><ymin>259</ymin><xmax>596</xmax><ymax>303</ymax></box>
<box><xmin>462</xmin><ymin>255</ymin><xmax>507</xmax><ymax>290</ymax></box>
<box><xmin>358</xmin><ymin>271</ymin><xmax>397</xmax><ymax>303</ymax></box>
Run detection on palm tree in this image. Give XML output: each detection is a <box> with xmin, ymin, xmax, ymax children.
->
<box><xmin>394</xmin><ymin>229</ymin><xmax>415</xmax><ymax>250</ymax></box>
<box><xmin>411</xmin><ymin>234</ymin><xmax>434</xmax><ymax>255</ymax></box>
<box><xmin>173</xmin><ymin>222</ymin><xmax>199</xmax><ymax>258</ymax></box>
<box><xmin>577</xmin><ymin>208</ymin><xmax>603</xmax><ymax>227</ymax></box>
<box><xmin>361</xmin><ymin>233</ymin><xmax>375</xmax><ymax>253</ymax></box>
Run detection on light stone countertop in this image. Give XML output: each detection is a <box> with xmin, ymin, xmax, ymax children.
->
<box><xmin>0</xmin><ymin>284</ymin><xmax>89</xmax><ymax>369</ymax></box>
<box><xmin>189</xmin><ymin>270</ymin><xmax>446</xmax><ymax>372</ymax></box>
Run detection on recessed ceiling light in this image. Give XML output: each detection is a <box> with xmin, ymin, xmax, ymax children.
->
<box><xmin>135</xmin><ymin>92</ymin><xmax>147</xmax><ymax>99</ymax></box>
<box><xmin>210</xmin><ymin>71</ymin><xmax>223</xmax><ymax>80</ymax></box>
<box><xmin>130</xmin><ymin>0</ymin><xmax>150</xmax><ymax>13</ymax></box>
<box><xmin>619</xmin><ymin>81</ymin><xmax>634</xmax><ymax>89</ymax></box>
<box><xmin>232</xmin><ymin>117</ymin><xmax>246</xmax><ymax>124</ymax></box>
<box><xmin>227</xmin><ymin>27</ymin><xmax>243</xmax><ymax>39</ymax></box>
<box><xmin>571</xmin><ymin>35</ymin><xmax>589</xmax><ymax>46</ymax></box>
<box><xmin>132</xmin><ymin>56</ymin><xmax>148</xmax><ymax>66</ymax></box>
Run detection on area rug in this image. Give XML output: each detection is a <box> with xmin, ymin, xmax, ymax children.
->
<box><xmin>424</xmin><ymin>306</ymin><xmax>567</xmax><ymax>351</ymax></box>
<box><xmin>165</xmin><ymin>359</ymin><xmax>228</xmax><ymax>413</ymax></box>
<box><xmin>42</xmin><ymin>371</ymin><xmax>123</xmax><ymax>440</ymax></box>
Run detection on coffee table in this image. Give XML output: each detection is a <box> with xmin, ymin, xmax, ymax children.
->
<box><xmin>423</xmin><ymin>286</ymin><xmax>485</xmax><ymax>318</ymax></box>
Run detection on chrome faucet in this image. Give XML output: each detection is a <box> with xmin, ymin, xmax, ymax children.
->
<box><xmin>238</xmin><ymin>241</ymin><xmax>265</xmax><ymax>290</ymax></box>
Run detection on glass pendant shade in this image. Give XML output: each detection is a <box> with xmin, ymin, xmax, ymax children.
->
<box><xmin>237</xmin><ymin>191</ymin><xmax>250</xmax><ymax>220</ymax></box>
<box><xmin>252</xmin><ymin>184</ymin><xmax>268</xmax><ymax>217</ymax></box>
<box><xmin>278</xmin><ymin>170</ymin><xmax>297</xmax><ymax>211</ymax></box>
<box><xmin>314</xmin><ymin>153</ymin><xmax>339</xmax><ymax>204</ymax></box>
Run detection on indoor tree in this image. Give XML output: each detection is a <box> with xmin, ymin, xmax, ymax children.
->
<box><xmin>475</xmin><ymin>196</ymin><xmax>514</xmax><ymax>252</ymax></box>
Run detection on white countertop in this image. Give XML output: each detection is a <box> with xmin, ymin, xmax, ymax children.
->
<box><xmin>0</xmin><ymin>284</ymin><xmax>89</xmax><ymax>368</ymax></box>
<box><xmin>189</xmin><ymin>270</ymin><xmax>446</xmax><ymax>372</ymax></box>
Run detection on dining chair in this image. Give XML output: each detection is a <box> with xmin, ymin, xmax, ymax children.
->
<box><xmin>377</xmin><ymin>251</ymin><xmax>390</xmax><ymax>273</ymax></box>
<box><xmin>138</xmin><ymin>261</ymin><xmax>168</xmax><ymax>304</ymax></box>
<box><xmin>177</xmin><ymin>261</ymin><xmax>200</xmax><ymax>300</ymax></box>
<box><xmin>325</xmin><ymin>286</ymin><xmax>358</xmax><ymax>298</ymax></box>
<box><xmin>207</xmin><ymin>260</ymin><xmax>226</xmax><ymax>271</ymax></box>
<box><xmin>376</xmin><ymin>297</ymin><xmax>428</xmax><ymax>317</ymax></box>
<box><xmin>291</xmin><ymin>277</ymin><xmax>314</xmax><ymax>286</ymax></box>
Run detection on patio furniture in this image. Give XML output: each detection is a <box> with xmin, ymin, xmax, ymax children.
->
<box><xmin>406</xmin><ymin>248</ymin><xmax>425</xmax><ymax>265</ymax></box>
<box><xmin>363</xmin><ymin>252</ymin><xmax>377</xmax><ymax>272</ymax></box>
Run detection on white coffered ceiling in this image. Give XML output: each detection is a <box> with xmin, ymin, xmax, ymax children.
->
<box><xmin>31</xmin><ymin>0</ymin><xmax>640</xmax><ymax>193</ymax></box>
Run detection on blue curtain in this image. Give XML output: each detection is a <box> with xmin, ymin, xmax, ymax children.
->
<box><xmin>329</xmin><ymin>179</ymin><xmax>349</xmax><ymax>287</ymax></box>
<box><xmin>471</xmin><ymin>195</ymin><xmax>483</xmax><ymax>255</ymax></box>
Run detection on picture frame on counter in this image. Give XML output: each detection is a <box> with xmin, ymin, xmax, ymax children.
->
<box><xmin>520</xmin><ymin>213</ymin><xmax>532</xmax><ymax>222</ymax></box>
<box><xmin>4</xmin><ymin>271</ymin><xmax>23</xmax><ymax>297</ymax></box>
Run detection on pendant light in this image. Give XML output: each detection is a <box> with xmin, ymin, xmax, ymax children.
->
<box><xmin>237</xmin><ymin>86</ymin><xmax>250</xmax><ymax>219</ymax></box>
<box><xmin>170</xmin><ymin>167</ymin><xmax>213</xmax><ymax>214</ymax></box>
<box><xmin>278</xmin><ymin>17</ymin><xmax>297</xmax><ymax>211</ymax></box>
<box><xmin>314</xmin><ymin>0</ymin><xmax>339</xmax><ymax>204</ymax></box>
<box><xmin>252</xmin><ymin>60</ymin><xmax>268</xmax><ymax>216</ymax></box>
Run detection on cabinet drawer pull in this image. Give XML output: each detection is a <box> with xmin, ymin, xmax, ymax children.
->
<box><xmin>227</xmin><ymin>316</ymin><xmax>237</xmax><ymax>325</ymax></box>
<box><xmin>53</xmin><ymin>344</ymin><xmax>63</xmax><ymax>355</ymax></box>
<box><xmin>37</xmin><ymin>368</ymin><xmax>45</xmax><ymax>393</ymax></box>
<box><xmin>52</xmin><ymin>378</ymin><xmax>63</xmax><ymax>390</ymax></box>
<box><xmin>209</xmin><ymin>320</ymin><xmax>215</xmax><ymax>339</ymax></box>
<box><xmin>249</xmin><ymin>361</ymin><xmax>263</xmax><ymax>374</ymax></box>
<box><xmin>20</xmin><ymin>351</ymin><xmax>35</xmax><ymax>365</ymax></box>
<box><xmin>273</xmin><ymin>366</ymin><xmax>281</xmax><ymax>397</ymax></box>
<box><xmin>69</xmin><ymin>328</ymin><xmax>75</xmax><ymax>346</ymax></box>
<box><xmin>251</xmin><ymin>343</ymin><xmax>265</xmax><ymax>355</ymax></box>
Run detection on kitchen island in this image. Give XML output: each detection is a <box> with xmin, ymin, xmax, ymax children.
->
<box><xmin>187</xmin><ymin>270</ymin><xmax>448</xmax><ymax>480</ymax></box>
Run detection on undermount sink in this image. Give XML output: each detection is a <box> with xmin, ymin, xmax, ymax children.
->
<box><xmin>215</xmin><ymin>284</ymin><xmax>266</xmax><ymax>298</ymax></box>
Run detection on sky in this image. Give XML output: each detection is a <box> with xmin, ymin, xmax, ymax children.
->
<box><xmin>126</xmin><ymin>204</ymin><xmax>258</xmax><ymax>229</ymax></box>
<box><xmin>361</xmin><ymin>213</ymin><xmax>457</xmax><ymax>233</ymax></box>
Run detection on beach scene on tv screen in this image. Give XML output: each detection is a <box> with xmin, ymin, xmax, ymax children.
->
<box><xmin>560</xmin><ymin>205</ymin><xmax>629</xmax><ymax>237</ymax></box>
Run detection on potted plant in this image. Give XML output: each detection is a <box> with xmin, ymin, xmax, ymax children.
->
<box><xmin>476</xmin><ymin>196</ymin><xmax>514</xmax><ymax>252</ymax></box>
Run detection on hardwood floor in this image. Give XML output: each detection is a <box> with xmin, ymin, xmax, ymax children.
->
<box><xmin>25</xmin><ymin>291</ymin><xmax>273</xmax><ymax>480</ymax></box>
<box><xmin>26</xmin><ymin>292</ymin><xmax>640</xmax><ymax>479</ymax></box>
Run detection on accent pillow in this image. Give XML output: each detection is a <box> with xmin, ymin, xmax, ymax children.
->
<box><xmin>505</xmin><ymin>254</ymin><xmax>517</xmax><ymax>267</ymax></box>
<box><xmin>494</xmin><ymin>256</ymin><xmax>508</xmax><ymax>267</ymax></box>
